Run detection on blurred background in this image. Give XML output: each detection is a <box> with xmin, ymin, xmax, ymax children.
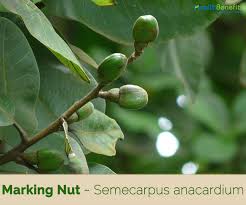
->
<box><xmin>54</xmin><ymin>3</ymin><xmax>246</xmax><ymax>174</ymax></box>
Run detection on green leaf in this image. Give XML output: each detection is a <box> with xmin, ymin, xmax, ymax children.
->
<box><xmin>35</xmin><ymin>60</ymin><xmax>105</xmax><ymax>132</ymax></box>
<box><xmin>91</xmin><ymin>0</ymin><xmax>116</xmax><ymax>6</ymax></box>
<box><xmin>70</xmin><ymin>44</ymin><xmax>98</xmax><ymax>69</ymax></box>
<box><xmin>110</xmin><ymin>105</ymin><xmax>161</xmax><ymax>137</ymax></box>
<box><xmin>0</xmin><ymin>126</ymin><xmax>20</xmax><ymax>148</ymax></box>
<box><xmin>31</xmin><ymin>0</ymin><xmax>42</xmax><ymax>4</ymax></box>
<box><xmin>0</xmin><ymin>3</ymin><xmax>7</xmax><ymax>12</ymax></box>
<box><xmin>241</xmin><ymin>3</ymin><xmax>246</xmax><ymax>16</ymax></box>
<box><xmin>0</xmin><ymin>95</ymin><xmax>15</xmax><ymax>126</ymax></box>
<box><xmin>89</xmin><ymin>163</ymin><xmax>115</xmax><ymax>174</ymax></box>
<box><xmin>70</xmin><ymin>110</ymin><xmax>124</xmax><ymax>156</ymax></box>
<box><xmin>240</xmin><ymin>49</ymin><xmax>246</xmax><ymax>86</ymax></box>
<box><xmin>0</xmin><ymin>0</ymin><xmax>89</xmax><ymax>82</ymax></box>
<box><xmin>0</xmin><ymin>17</ymin><xmax>39</xmax><ymax>133</ymax></box>
<box><xmin>192</xmin><ymin>134</ymin><xmax>237</xmax><ymax>163</ymax></box>
<box><xmin>68</xmin><ymin>134</ymin><xmax>89</xmax><ymax>174</ymax></box>
<box><xmin>0</xmin><ymin>162</ymin><xmax>34</xmax><ymax>173</ymax></box>
<box><xmin>233</xmin><ymin>91</ymin><xmax>246</xmax><ymax>135</ymax></box>
<box><xmin>160</xmin><ymin>32</ymin><xmax>211</xmax><ymax>99</ymax></box>
<box><xmin>43</xmin><ymin>0</ymin><xmax>222</xmax><ymax>44</ymax></box>
<box><xmin>187</xmin><ymin>92</ymin><xmax>230</xmax><ymax>135</ymax></box>
<box><xmin>225</xmin><ymin>0</ymin><xmax>243</xmax><ymax>5</ymax></box>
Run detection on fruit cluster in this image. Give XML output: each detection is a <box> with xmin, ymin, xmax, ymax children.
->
<box><xmin>97</xmin><ymin>15</ymin><xmax>158</xmax><ymax>109</ymax></box>
<box><xmin>23</xmin><ymin>15</ymin><xmax>159</xmax><ymax>173</ymax></box>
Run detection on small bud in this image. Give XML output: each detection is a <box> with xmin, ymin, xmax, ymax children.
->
<box><xmin>119</xmin><ymin>85</ymin><xmax>148</xmax><ymax>110</ymax></box>
<box><xmin>37</xmin><ymin>149</ymin><xmax>64</xmax><ymax>172</ymax></box>
<box><xmin>67</xmin><ymin>153</ymin><xmax>83</xmax><ymax>174</ymax></box>
<box><xmin>133</xmin><ymin>15</ymin><xmax>159</xmax><ymax>49</ymax></box>
<box><xmin>98</xmin><ymin>53</ymin><xmax>128</xmax><ymax>84</ymax></box>
<box><xmin>67</xmin><ymin>113</ymin><xmax>79</xmax><ymax>124</ymax></box>
<box><xmin>77</xmin><ymin>102</ymin><xmax>94</xmax><ymax>120</ymax></box>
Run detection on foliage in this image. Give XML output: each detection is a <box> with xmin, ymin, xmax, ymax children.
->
<box><xmin>0</xmin><ymin>0</ymin><xmax>246</xmax><ymax>174</ymax></box>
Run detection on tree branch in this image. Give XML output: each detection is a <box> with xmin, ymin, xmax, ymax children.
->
<box><xmin>0</xmin><ymin>83</ymin><xmax>104</xmax><ymax>165</ymax></box>
<box><xmin>0</xmin><ymin>47</ymin><xmax>142</xmax><ymax>166</ymax></box>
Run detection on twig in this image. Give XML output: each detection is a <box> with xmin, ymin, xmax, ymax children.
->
<box><xmin>127</xmin><ymin>50</ymin><xmax>143</xmax><ymax>65</ymax></box>
<box><xmin>0</xmin><ymin>83</ymin><xmax>104</xmax><ymax>165</ymax></box>
<box><xmin>13</xmin><ymin>123</ymin><xmax>28</xmax><ymax>144</ymax></box>
<box><xmin>127</xmin><ymin>42</ymin><xmax>147</xmax><ymax>65</ymax></box>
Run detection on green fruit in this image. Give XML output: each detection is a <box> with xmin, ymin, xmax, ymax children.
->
<box><xmin>98</xmin><ymin>53</ymin><xmax>127</xmax><ymax>84</ymax></box>
<box><xmin>119</xmin><ymin>85</ymin><xmax>148</xmax><ymax>110</ymax></box>
<box><xmin>37</xmin><ymin>149</ymin><xmax>64</xmax><ymax>172</ymax></box>
<box><xmin>67</xmin><ymin>112</ymin><xmax>79</xmax><ymax>124</ymax></box>
<box><xmin>133</xmin><ymin>15</ymin><xmax>159</xmax><ymax>44</ymax></box>
<box><xmin>77</xmin><ymin>102</ymin><xmax>94</xmax><ymax>120</ymax></box>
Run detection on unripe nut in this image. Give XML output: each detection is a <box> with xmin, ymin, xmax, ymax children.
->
<box><xmin>98</xmin><ymin>53</ymin><xmax>127</xmax><ymax>84</ymax></box>
<box><xmin>119</xmin><ymin>85</ymin><xmax>148</xmax><ymax>110</ymax></box>
<box><xmin>77</xmin><ymin>102</ymin><xmax>94</xmax><ymax>120</ymax></box>
<box><xmin>37</xmin><ymin>149</ymin><xmax>64</xmax><ymax>172</ymax></box>
<box><xmin>133</xmin><ymin>15</ymin><xmax>159</xmax><ymax>44</ymax></box>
